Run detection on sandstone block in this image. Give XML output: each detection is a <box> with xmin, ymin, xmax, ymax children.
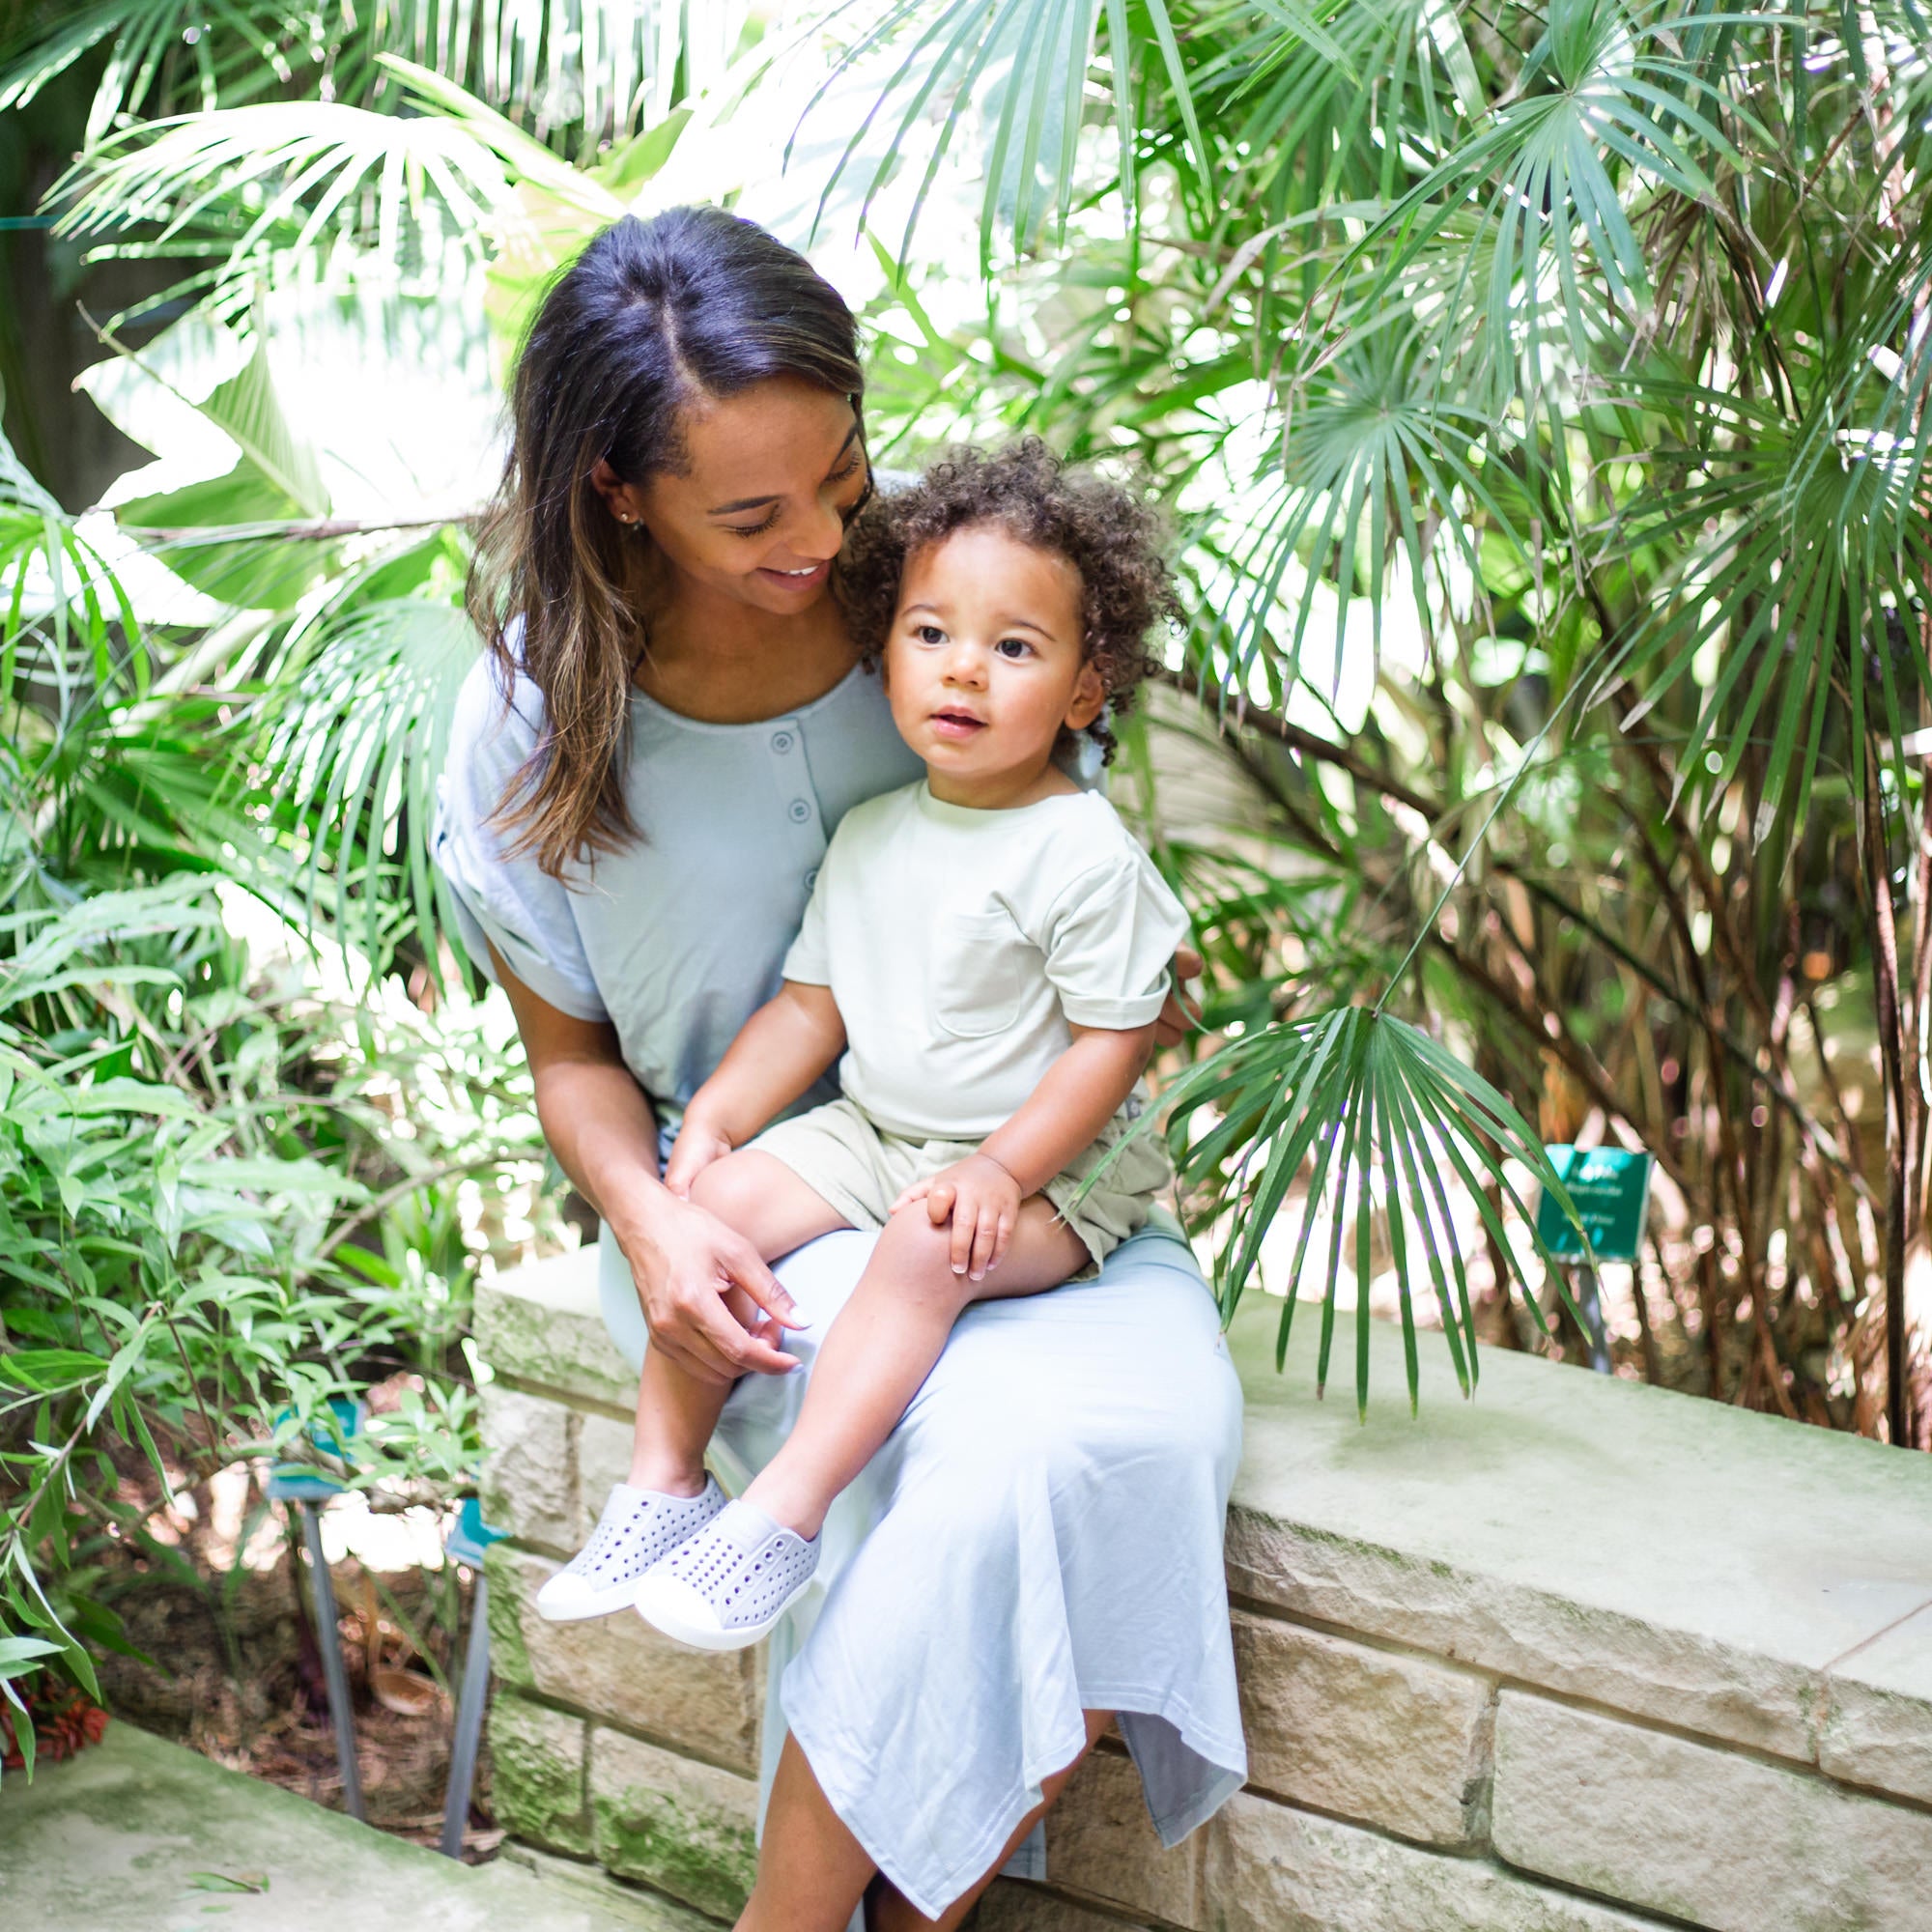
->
<box><xmin>590</xmin><ymin>1727</ymin><xmax>757</xmax><ymax>1922</ymax></box>
<box><xmin>493</xmin><ymin>1547</ymin><xmax>759</xmax><ymax>1774</ymax></box>
<box><xmin>1821</xmin><ymin>1604</ymin><xmax>1932</xmax><ymax>1804</ymax></box>
<box><xmin>488</xmin><ymin>1692</ymin><xmax>591</xmax><ymax>1856</ymax></box>
<box><xmin>485</xmin><ymin>1544</ymin><xmax>534</xmax><ymax>1690</ymax></box>
<box><xmin>1044</xmin><ymin>1747</ymin><xmax>1200</xmax><ymax>1928</ymax></box>
<box><xmin>1227</xmin><ymin>1302</ymin><xmax>1932</xmax><ymax>1765</ymax></box>
<box><xmin>478</xmin><ymin>1248</ymin><xmax>637</xmax><ymax>1411</ymax></box>
<box><xmin>976</xmin><ymin>1879</ymin><xmax>1152</xmax><ymax>1930</ymax></box>
<box><xmin>1491</xmin><ymin>1690</ymin><xmax>1932</xmax><ymax>1931</ymax></box>
<box><xmin>1233</xmin><ymin>1611</ymin><xmax>1492</xmax><ymax>1846</ymax></box>
<box><xmin>1225</xmin><ymin>1505</ymin><xmax>1822</xmax><ymax>1764</ymax></box>
<box><xmin>1203</xmin><ymin>1791</ymin><xmax>1666</xmax><ymax>1932</ymax></box>
<box><xmin>577</xmin><ymin>1412</ymin><xmax>639</xmax><ymax>1540</ymax></box>
<box><xmin>480</xmin><ymin>1383</ymin><xmax>579</xmax><ymax>1551</ymax></box>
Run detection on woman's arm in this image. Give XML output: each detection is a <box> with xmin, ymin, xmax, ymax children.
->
<box><xmin>489</xmin><ymin>943</ymin><xmax>803</xmax><ymax>1385</ymax></box>
<box><xmin>895</xmin><ymin>1019</ymin><xmax>1158</xmax><ymax>1279</ymax></box>
<box><xmin>664</xmin><ymin>981</ymin><xmax>846</xmax><ymax>1190</ymax></box>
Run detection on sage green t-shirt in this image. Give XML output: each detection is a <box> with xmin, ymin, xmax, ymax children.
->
<box><xmin>781</xmin><ymin>781</ymin><xmax>1189</xmax><ymax>1143</ymax></box>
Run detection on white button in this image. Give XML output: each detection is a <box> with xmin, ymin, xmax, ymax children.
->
<box><xmin>804</xmin><ymin>868</ymin><xmax>819</xmax><ymax>891</ymax></box>
<box><xmin>788</xmin><ymin>800</ymin><xmax>811</xmax><ymax>823</ymax></box>
<box><xmin>772</xmin><ymin>730</ymin><xmax>794</xmax><ymax>753</ymax></box>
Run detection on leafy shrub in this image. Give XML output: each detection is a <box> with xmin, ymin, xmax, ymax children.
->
<box><xmin>0</xmin><ymin>869</ymin><xmax>547</xmax><ymax>1773</ymax></box>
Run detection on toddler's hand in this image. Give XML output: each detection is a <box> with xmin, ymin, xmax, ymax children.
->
<box><xmin>665</xmin><ymin>1119</ymin><xmax>734</xmax><ymax>1197</ymax></box>
<box><xmin>893</xmin><ymin>1153</ymin><xmax>1022</xmax><ymax>1282</ymax></box>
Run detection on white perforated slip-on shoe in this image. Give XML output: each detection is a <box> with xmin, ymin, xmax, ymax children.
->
<box><xmin>632</xmin><ymin>1497</ymin><xmax>819</xmax><ymax>1651</ymax></box>
<box><xmin>534</xmin><ymin>1478</ymin><xmax>726</xmax><ymax>1622</ymax></box>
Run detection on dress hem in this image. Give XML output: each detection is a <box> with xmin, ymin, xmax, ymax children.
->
<box><xmin>784</xmin><ymin>1679</ymin><xmax>1248</xmax><ymax>1921</ymax></box>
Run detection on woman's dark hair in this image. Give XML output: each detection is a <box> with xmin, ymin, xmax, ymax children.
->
<box><xmin>468</xmin><ymin>206</ymin><xmax>865</xmax><ymax>877</ymax></box>
<box><xmin>835</xmin><ymin>439</ymin><xmax>1178</xmax><ymax>763</ymax></box>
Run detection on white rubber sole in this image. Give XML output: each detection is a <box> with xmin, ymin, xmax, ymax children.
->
<box><xmin>633</xmin><ymin>1570</ymin><xmax>815</xmax><ymax>1652</ymax></box>
<box><xmin>534</xmin><ymin>1573</ymin><xmax>651</xmax><ymax>1623</ymax></box>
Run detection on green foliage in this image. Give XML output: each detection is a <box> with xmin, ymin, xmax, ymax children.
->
<box><xmin>0</xmin><ymin>0</ymin><xmax>755</xmax><ymax>158</ymax></box>
<box><xmin>7</xmin><ymin>0</ymin><xmax>1931</xmax><ymax>1744</ymax></box>
<box><xmin>822</xmin><ymin>0</ymin><xmax>1932</xmax><ymax>1437</ymax></box>
<box><xmin>0</xmin><ymin>862</ymin><xmax>541</xmax><ymax>1772</ymax></box>
<box><xmin>0</xmin><ymin>409</ymin><xmax>547</xmax><ymax>1754</ymax></box>
<box><xmin>1152</xmin><ymin>1003</ymin><xmax>1583</xmax><ymax>1411</ymax></box>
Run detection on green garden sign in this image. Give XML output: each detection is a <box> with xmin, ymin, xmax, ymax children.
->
<box><xmin>1534</xmin><ymin>1146</ymin><xmax>1653</xmax><ymax>1264</ymax></box>
<box><xmin>1534</xmin><ymin>1147</ymin><xmax>1654</xmax><ymax>1375</ymax></box>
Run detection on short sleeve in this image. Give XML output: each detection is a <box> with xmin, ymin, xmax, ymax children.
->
<box><xmin>1038</xmin><ymin>835</ymin><xmax>1191</xmax><ymax>1030</ymax></box>
<box><xmin>432</xmin><ymin>652</ymin><xmax>611</xmax><ymax>1023</ymax></box>
<box><xmin>780</xmin><ymin>808</ymin><xmax>867</xmax><ymax>987</ymax></box>
<box><xmin>780</xmin><ymin>873</ymin><xmax>833</xmax><ymax>986</ymax></box>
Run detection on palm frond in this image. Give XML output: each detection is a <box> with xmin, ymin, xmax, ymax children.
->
<box><xmin>0</xmin><ymin>427</ymin><xmax>148</xmax><ymax>764</ymax></box>
<box><xmin>2</xmin><ymin>0</ymin><xmax>744</xmax><ymax>157</ymax></box>
<box><xmin>1354</xmin><ymin>0</ymin><xmax>1749</xmax><ymax>407</ymax></box>
<box><xmin>257</xmin><ymin>577</ymin><xmax>480</xmax><ymax>975</ymax></box>
<box><xmin>1155</xmin><ymin>1004</ymin><xmax>1587</xmax><ymax>1412</ymax></box>
<box><xmin>51</xmin><ymin>80</ymin><xmax>518</xmax><ymax>304</ymax></box>
<box><xmin>1614</xmin><ymin>354</ymin><xmax>1932</xmax><ymax>833</ymax></box>
<box><xmin>799</xmin><ymin>0</ymin><xmax>1207</xmax><ymax>268</ymax></box>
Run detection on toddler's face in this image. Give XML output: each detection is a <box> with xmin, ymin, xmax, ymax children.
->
<box><xmin>882</xmin><ymin>525</ymin><xmax>1104</xmax><ymax>803</ymax></box>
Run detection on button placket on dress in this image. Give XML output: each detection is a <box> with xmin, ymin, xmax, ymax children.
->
<box><xmin>767</xmin><ymin>719</ymin><xmax>826</xmax><ymax>888</ymax></box>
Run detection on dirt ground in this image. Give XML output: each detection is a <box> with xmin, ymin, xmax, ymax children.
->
<box><xmin>88</xmin><ymin>1467</ymin><xmax>501</xmax><ymax>1861</ymax></box>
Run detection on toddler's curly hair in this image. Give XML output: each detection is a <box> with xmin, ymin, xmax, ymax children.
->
<box><xmin>835</xmin><ymin>438</ymin><xmax>1178</xmax><ymax>763</ymax></box>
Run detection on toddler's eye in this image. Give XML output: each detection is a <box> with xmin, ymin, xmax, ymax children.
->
<box><xmin>916</xmin><ymin>623</ymin><xmax>946</xmax><ymax>645</ymax></box>
<box><xmin>996</xmin><ymin>638</ymin><xmax>1034</xmax><ymax>660</ymax></box>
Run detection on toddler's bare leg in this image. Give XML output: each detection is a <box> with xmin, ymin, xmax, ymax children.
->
<box><xmin>628</xmin><ymin>1151</ymin><xmax>849</xmax><ymax>1494</ymax></box>
<box><xmin>741</xmin><ymin>1197</ymin><xmax>1088</xmax><ymax>1537</ymax></box>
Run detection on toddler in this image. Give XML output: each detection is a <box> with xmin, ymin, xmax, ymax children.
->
<box><xmin>537</xmin><ymin>440</ymin><xmax>1189</xmax><ymax>1649</ymax></box>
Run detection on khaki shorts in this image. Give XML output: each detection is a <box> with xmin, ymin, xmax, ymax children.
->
<box><xmin>749</xmin><ymin>1096</ymin><xmax>1174</xmax><ymax>1276</ymax></box>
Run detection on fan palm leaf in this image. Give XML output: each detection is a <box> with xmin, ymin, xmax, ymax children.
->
<box><xmin>1150</xmin><ymin>1002</ymin><xmax>1584</xmax><ymax>1412</ymax></box>
<box><xmin>1</xmin><ymin>0</ymin><xmax>741</xmax><ymax>157</ymax></box>
<box><xmin>799</xmin><ymin>0</ymin><xmax>1208</xmax><ymax>266</ymax></box>
<box><xmin>257</xmin><ymin>584</ymin><xmax>480</xmax><ymax>974</ymax></box>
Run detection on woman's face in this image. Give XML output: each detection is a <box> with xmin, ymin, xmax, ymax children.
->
<box><xmin>595</xmin><ymin>378</ymin><xmax>868</xmax><ymax>617</ymax></box>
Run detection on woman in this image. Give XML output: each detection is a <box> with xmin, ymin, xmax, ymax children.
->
<box><xmin>434</xmin><ymin>206</ymin><xmax>1245</xmax><ymax>1932</ymax></box>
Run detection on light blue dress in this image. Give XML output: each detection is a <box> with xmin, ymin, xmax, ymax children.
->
<box><xmin>434</xmin><ymin>653</ymin><xmax>1246</xmax><ymax>1920</ymax></box>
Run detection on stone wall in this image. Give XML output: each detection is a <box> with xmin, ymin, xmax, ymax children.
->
<box><xmin>472</xmin><ymin>1254</ymin><xmax>762</xmax><ymax>1922</ymax></box>
<box><xmin>476</xmin><ymin>1248</ymin><xmax>1932</xmax><ymax>1931</ymax></box>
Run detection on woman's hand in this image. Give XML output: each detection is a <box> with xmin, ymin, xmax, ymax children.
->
<box><xmin>485</xmin><ymin>947</ymin><xmax>804</xmax><ymax>1389</ymax></box>
<box><xmin>1152</xmin><ymin>945</ymin><xmax>1205</xmax><ymax>1048</ymax></box>
<box><xmin>623</xmin><ymin>1187</ymin><xmax>805</xmax><ymax>1386</ymax></box>
<box><xmin>894</xmin><ymin>1152</ymin><xmax>1023</xmax><ymax>1283</ymax></box>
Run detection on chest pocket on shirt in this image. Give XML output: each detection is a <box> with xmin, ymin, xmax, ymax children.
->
<box><xmin>934</xmin><ymin>907</ymin><xmax>1029</xmax><ymax>1039</ymax></box>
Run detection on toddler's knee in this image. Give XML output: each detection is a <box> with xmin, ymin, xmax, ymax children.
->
<box><xmin>877</xmin><ymin>1209</ymin><xmax>978</xmax><ymax>1304</ymax></box>
<box><xmin>688</xmin><ymin>1153</ymin><xmax>763</xmax><ymax>1227</ymax></box>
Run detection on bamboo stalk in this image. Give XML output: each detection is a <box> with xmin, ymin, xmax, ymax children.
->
<box><xmin>1862</xmin><ymin>754</ymin><xmax>1912</xmax><ymax>1447</ymax></box>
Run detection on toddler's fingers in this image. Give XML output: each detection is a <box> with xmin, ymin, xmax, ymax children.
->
<box><xmin>950</xmin><ymin>1197</ymin><xmax>978</xmax><ymax>1274</ymax></box>
<box><xmin>928</xmin><ymin>1180</ymin><xmax>956</xmax><ymax>1229</ymax></box>
<box><xmin>890</xmin><ymin>1180</ymin><xmax>930</xmax><ymax>1214</ymax></box>
<box><xmin>969</xmin><ymin>1207</ymin><xmax>1002</xmax><ymax>1281</ymax></box>
<box><xmin>990</xmin><ymin>1208</ymin><xmax>1016</xmax><ymax>1270</ymax></box>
